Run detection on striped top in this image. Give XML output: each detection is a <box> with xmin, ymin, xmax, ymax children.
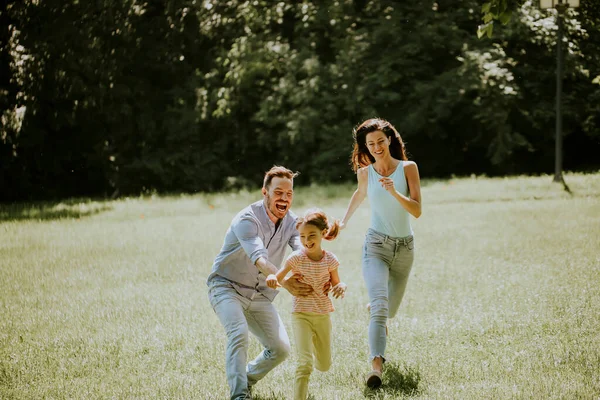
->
<box><xmin>286</xmin><ymin>249</ymin><xmax>339</xmax><ymax>314</ymax></box>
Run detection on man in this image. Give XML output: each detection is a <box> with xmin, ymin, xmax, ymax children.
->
<box><xmin>207</xmin><ymin>166</ymin><xmax>313</xmax><ymax>400</ymax></box>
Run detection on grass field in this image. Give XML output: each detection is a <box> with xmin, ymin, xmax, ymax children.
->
<box><xmin>1</xmin><ymin>172</ymin><xmax>599</xmax><ymax>399</ymax></box>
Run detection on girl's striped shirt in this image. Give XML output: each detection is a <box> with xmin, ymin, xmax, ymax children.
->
<box><xmin>286</xmin><ymin>249</ymin><xmax>339</xmax><ymax>314</ymax></box>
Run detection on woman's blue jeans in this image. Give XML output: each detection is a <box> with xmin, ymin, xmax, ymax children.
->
<box><xmin>363</xmin><ymin>228</ymin><xmax>414</xmax><ymax>361</ymax></box>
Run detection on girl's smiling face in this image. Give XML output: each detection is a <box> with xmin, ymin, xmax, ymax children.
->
<box><xmin>365</xmin><ymin>130</ymin><xmax>391</xmax><ymax>159</ymax></box>
<box><xmin>299</xmin><ymin>222</ymin><xmax>325</xmax><ymax>256</ymax></box>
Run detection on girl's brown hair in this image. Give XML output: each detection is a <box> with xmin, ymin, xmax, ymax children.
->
<box><xmin>296</xmin><ymin>208</ymin><xmax>340</xmax><ymax>241</ymax></box>
<box><xmin>350</xmin><ymin>118</ymin><xmax>408</xmax><ymax>172</ymax></box>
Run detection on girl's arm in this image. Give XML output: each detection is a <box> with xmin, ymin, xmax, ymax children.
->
<box><xmin>380</xmin><ymin>161</ymin><xmax>422</xmax><ymax>218</ymax></box>
<box><xmin>329</xmin><ymin>268</ymin><xmax>347</xmax><ymax>299</ymax></box>
<box><xmin>341</xmin><ymin>167</ymin><xmax>368</xmax><ymax>229</ymax></box>
<box><xmin>275</xmin><ymin>263</ymin><xmax>293</xmax><ymax>283</ymax></box>
<box><xmin>266</xmin><ymin>261</ymin><xmax>293</xmax><ymax>289</ymax></box>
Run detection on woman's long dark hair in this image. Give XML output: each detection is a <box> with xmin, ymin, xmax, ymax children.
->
<box><xmin>350</xmin><ymin>118</ymin><xmax>407</xmax><ymax>172</ymax></box>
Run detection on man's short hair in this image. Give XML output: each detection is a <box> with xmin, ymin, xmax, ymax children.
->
<box><xmin>263</xmin><ymin>166</ymin><xmax>299</xmax><ymax>189</ymax></box>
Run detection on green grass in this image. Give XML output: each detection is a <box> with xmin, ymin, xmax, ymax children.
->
<box><xmin>1</xmin><ymin>172</ymin><xmax>599</xmax><ymax>399</ymax></box>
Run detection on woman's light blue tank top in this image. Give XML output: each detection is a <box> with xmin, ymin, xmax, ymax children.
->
<box><xmin>367</xmin><ymin>162</ymin><xmax>413</xmax><ymax>238</ymax></box>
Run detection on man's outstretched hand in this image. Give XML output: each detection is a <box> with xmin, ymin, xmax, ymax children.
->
<box><xmin>282</xmin><ymin>274</ymin><xmax>313</xmax><ymax>297</ymax></box>
<box><xmin>322</xmin><ymin>280</ymin><xmax>331</xmax><ymax>295</ymax></box>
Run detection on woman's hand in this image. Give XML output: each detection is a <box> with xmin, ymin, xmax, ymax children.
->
<box><xmin>266</xmin><ymin>274</ymin><xmax>279</xmax><ymax>289</ymax></box>
<box><xmin>379</xmin><ymin>177</ymin><xmax>396</xmax><ymax>193</ymax></box>
<box><xmin>331</xmin><ymin>282</ymin><xmax>347</xmax><ymax>299</ymax></box>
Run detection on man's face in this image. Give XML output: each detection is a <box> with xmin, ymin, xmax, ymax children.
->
<box><xmin>262</xmin><ymin>176</ymin><xmax>294</xmax><ymax>221</ymax></box>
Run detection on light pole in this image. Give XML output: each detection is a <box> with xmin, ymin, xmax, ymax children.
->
<box><xmin>540</xmin><ymin>0</ymin><xmax>579</xmax><ymax>184</ymax></box>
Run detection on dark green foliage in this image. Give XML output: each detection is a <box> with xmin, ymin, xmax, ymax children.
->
<box><xmin>1</xmin><ymin>0</ymin><xmax>599</xmax><ymax>201</ymax></box>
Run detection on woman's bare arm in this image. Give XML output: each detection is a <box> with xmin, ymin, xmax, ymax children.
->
<box><xmin>341</xmin><ymin>167</ymin><xmax>368</xmax><ymax>228</ymax></box>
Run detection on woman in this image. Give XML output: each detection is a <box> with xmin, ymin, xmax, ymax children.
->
<box><xmin>340</xmin><ymin>118</ymin><xmax>422</xmax><ymax>388</ymax></box>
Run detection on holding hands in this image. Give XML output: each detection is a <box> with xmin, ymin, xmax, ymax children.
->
<box><xmin>266</xmin><ymin>274</ymin><xmax>279</xmax><ymax>289</ymax></box>
<box><xmin>271</xmin><ymin>273</ymin><xmax>346</xmax><ymax>299</ymax></box>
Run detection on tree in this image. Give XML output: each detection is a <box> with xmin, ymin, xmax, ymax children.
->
<box><xmin>1</xmin><ymin>0</ymin><xmax>598</xmax><ymax>201</ymax></box>
<box><xmin>478</xmin><ymin>0</ymin><xmax>523</xmax><ymax>38</ymax></box>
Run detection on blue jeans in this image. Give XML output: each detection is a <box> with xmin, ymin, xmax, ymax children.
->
<box><xmin>363</xmin><ymin>228</ymin><xmax>414</xmax><ymax>361</ymax></box>
<box><xmin>208</xmin><ymin>281</ymin><xmax>291</xmax><ymax>400</ymax></box>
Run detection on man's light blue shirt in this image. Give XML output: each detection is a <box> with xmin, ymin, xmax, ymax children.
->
<box><xmin>207</xmin><ymin>200</ymin><xmax>302</xmax><ymax>301</ymax></box>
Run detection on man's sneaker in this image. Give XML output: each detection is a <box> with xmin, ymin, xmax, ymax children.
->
<box><xmin>244</xmin><ymin>382</ymin><xmax>253</xmax><ymax>399</ymax></box>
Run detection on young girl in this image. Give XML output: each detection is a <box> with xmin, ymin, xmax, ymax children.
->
<box><xmin>266</xmin><ymin>208</ymin><xmax>347</xmax><ymax>400</ymax></box>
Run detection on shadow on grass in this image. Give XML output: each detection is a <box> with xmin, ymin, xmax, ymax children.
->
<box><xmin>252</xmin><ymin>392</ymin><xmax>287</xmax><ymax>400</ymax></box>
<box><xmin>363</xmin><ymin>362</ymin><xmax>422</xmax><ymax>399</ymax></box>
<box><xmin>252</xmin><ymin>391</ymin><xmax>322</xmax><ymax>400</ymax></box>
<box><xmin>0</xmin><ymin>198</ymin><xmax>112</xmax><ymax>222</ymax></box>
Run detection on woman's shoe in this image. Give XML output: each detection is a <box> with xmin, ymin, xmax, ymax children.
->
<box><xmin>366</xmin><ymin>370</ymin><xmax>382</xmax><ymax>389</ymax></box>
